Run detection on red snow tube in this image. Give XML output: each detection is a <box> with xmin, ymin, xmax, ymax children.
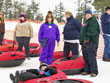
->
<box><xmin>51</xmin><ymin>56</ymin><xmax>85</xmax><ymax>75</ymax></box>
<box><xmin>2</xmin><ymin>39</ymin><xmax>17</xmax><ymax>45</ymax></box>
<box><xmin>19</xmin><ymin>70</ymin><xmax>67</xmax><ymax>83</ymax></box>
<box><xmin>49</xmin><ymin>78</ymin><xmax>93</xmax><ymax>83</ymax></box>
<box><xmin>53</xmin><ymin>51</ymin><xmax>72</xmax><ymax>60</ymax></box>
<box><xmin>0</xmin><ymin>44</ymin><xmax>42</xmax><ymax>57</ymax></box>
<box><xmin>0</xmin><ymin>51</ymin><xmax>26</xmax><ymax>67</ymax></box>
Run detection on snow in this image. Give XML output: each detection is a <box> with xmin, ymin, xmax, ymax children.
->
<box><xmin>0</xmin><ymin>58</ymin><xmax>110</xmax><ymax>83</ymax></box>
<box><xmin>1</xmin><ymin>21</ymin><xmax>110</xmax><ymax>83</ymax></box>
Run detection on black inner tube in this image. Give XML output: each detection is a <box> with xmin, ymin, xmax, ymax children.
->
<box><xmin>52</xmin><ymin>80</ymin><xmax>84</xmax><ymax>83</ymax></box>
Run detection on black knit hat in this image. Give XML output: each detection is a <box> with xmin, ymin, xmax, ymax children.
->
<box><xmin>105</xmin><ymin>7</ymin><xmax>110</xmax><ymax>11</ymax></box>
<box><xmin>39</xmin><ymin>63</ymin><xmax>48</xmax><ymax>69</ymax></box>
<box><xmin>85</xmin><ymin>9</ymin><xmax>92</xmax><ymax>15</ymax></box>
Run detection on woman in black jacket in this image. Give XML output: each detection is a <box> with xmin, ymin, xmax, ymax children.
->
<box><xmin>63</xmin><ymin>12</ymin><xmax>82</xmax><ymax>59</ymax></box>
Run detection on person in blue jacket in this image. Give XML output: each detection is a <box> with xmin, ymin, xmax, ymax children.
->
<box><xmin>38</xmin><ymin>14</ymin><xmax>60</xmax><ymax>65</ymax></box>
<box><xmin>101</xmin><ymin>7</ymin><xmax>110</xmax><ymax>61</ymax></box>
<box><xmin>63</xmin><ymin>11</ymin><xmax>82</xmax><ymax>59</ymax></box>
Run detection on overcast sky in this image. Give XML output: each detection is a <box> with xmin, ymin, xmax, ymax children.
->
<box><xmin>22</xmin><ymin>0</ymin><xmax>94</xmax><ymax>17</ymax></box>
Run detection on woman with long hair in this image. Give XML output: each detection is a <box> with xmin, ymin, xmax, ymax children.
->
<box><xmin>38</xmin><ymin>14</ymin><xmax>60</xmax><ymax>65</ymax></box>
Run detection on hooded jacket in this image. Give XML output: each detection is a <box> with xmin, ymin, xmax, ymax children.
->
<box><xmin>101</xmin><ymin>13</ymin><xmax>110</xmax><ymax>34</ymax></box>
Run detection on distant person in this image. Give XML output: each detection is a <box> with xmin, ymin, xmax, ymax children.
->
<box><xmin>80</xmin><ymin>10</ymin><xmax>100</xmax><ymax>77</ymax></box>
<box><xmin>101</xmin><ymin>7</ymin><xmax>110</xmax><ymax>61</ymax></box>
<box><xmin>13</xmin><ymin>14</ymin><xmax>33</xmax><ymax>60</ymax></box>
<box><xmin>38</xmin><ymin>14</ymin><xmax>60</xmax><ymax>65</ymax></box>
<box><xmin>0</xmin><ymin>12</ymin><xmax>5</xmax><ymax>46</ymax></box>
<box><xmin>63</xmin><ymin>11</ymin><xmax>82</xmax><ymax>59</ymax></box>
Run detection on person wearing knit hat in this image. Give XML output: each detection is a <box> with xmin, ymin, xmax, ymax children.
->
<box><xmin>80</xmin><ymin>9</ymin><xmax>100</xmax><ymax>77</ymax></box>
<box><xmin>13</xmin><ymin>13</ymin><xmax>33</xmax><ymax>60</ymax></box>
<box><xmin>9</xmin><ymin>63</ymin><xmax>57</xmax><ymax>83</ymax></box>
<box><xmin>0</xmin><ymin>12</ymin><xmax>5</xmax><ymax>46</ymax></box>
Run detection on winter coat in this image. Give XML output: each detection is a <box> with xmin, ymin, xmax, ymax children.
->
<box><xmin>13</xmin><ymin>21</ymin><xmax>33</xmax><ymax>39</ymax></box>
<box><xmin>101</xmin><ymin>13</ymin><xmax>110</xmax><ymax>34</ymax></box>
<box><xmin>79</xmin><ymin>16</ymin><xmax>100</xmax><ymax>45</ymax></box>
<box><xmin>38</xmin><ymin>23</ymin><xmax>60</xmax><ymax>43</ymax></box>
<box><xmin>63</xmin><ymin>16</ymin><xmax>82</xmax><ymax>40</ymax></box>
<box><xmin>0</xmin><ymin>17</ymin><xmax>5</xmax><ymax>33</ymax></box>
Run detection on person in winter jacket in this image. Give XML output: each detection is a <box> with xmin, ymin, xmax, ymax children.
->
<box><xmin>0</xmin><ymin>12</ymin><xmax>5</xmax><ymax>46</ymax></box>
<box><xmin>101</xmin><ymin>7</ymin><xmax>110</xmax><ymax>61</ymax></box>
<box><xmin>80</xmin><ymin>10</ymin><xmax>100</xmax><ymax>77</ymax></box>
<box><xmin>38</xmin><ymin>14</ymin><xmax>60</xmax><ymax>65</ymax></box>
<box><xmin>63</xmin><ymin>11</ymin><xmax>82</xmax><ymax>59</ymax></box>
<box><xmin>13</xmin><ymin>14</ymin><xmax>33</xmax><ymax>60</ymax></box>
<box><xmin>10</xmin><ymin>63</ymin><xmax>57</xmax><ymax>83</ymax></box>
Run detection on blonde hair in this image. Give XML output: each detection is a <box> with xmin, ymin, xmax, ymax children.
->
<box><xmin>65</xmin><ymin>12</ymin><xmax>73</xmax><ymax>17</ymax></box>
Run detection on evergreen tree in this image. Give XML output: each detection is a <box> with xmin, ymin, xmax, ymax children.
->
<box><xmin>0</xmin><ymin>0</ymin><xmax>4</xmax><ymax>12</ymax></box>
<box><xmin>53</xmin><ymin>2</ymin><xmax>65</xmax><ymax>22</ymax></box>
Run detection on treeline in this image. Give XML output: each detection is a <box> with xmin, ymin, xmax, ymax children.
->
<box><xmin>0</xmin><ymin>0</ymin><xmax>43</xmax><ymax>21</ymax></box>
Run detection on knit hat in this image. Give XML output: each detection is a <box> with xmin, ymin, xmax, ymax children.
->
<box><xmin>92</xmin><ymin>10</ymin><xmax>98</xmax><ymax>15</ymax></box>
<box><xmin>19</xmin><ymin>14</ymin><xmax>27</xmax><ymax>19</ymax></box>
<box><xmin>85</xmin><ymin>10</ymin><xmax>92</xmax><ymax>15</ymax></box>
<box><xmin>39</xmin><ymin>63</ymin><xmax>48</xmax><ymax>69</ymax></box>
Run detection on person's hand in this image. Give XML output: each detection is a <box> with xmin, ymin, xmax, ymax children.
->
<box><xmin>84</xmin><ymin>40</ymin><xmax>89</xmax><ymax>43</ymax></box>
<box><xmin>57</xmin><ymin>42</ymin><xmax>60</xmax><ymax>47</ymax></box>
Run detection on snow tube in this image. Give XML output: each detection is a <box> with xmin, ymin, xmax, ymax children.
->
<box><xmin>53</xmin><ymin>51</ymin><xmax>72</xmax><ymax>60</ymax></box>
<box><xmin>49</xmin><ymin>79</ymin><xmax>93</xmax><ymax>83</ymax></box>
<box><xmin>2</xmin><ymin>39</ymin><xmax>17</xmax><ymax>45</ymax></box>
<box><xmin>19</xmin><ymin>70</ymin><xmax>67</xmax><ymax>83</ymax></box>
<box><xmin>0</xmin><ymin>44</ymin><xmax>41</xmax><ymax>57</ymax></box>
<box><xmin>0</xmin><ymin>51</ymin><xmax>26</xmax><ymax>67</ymax></box>
<box><xmin>51</xmin><ymin>56</ymin><xmax>85</xmax><ymax>75</ymax></box>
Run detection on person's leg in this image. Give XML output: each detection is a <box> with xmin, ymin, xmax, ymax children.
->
<box><xmin>46</xmin><ymin>40</ymin><xmax>55</xmax><ymax>65</ymax></box>
<box><xmin>63</xmin><ymin>42</ymin><xmax>70</xmax><ymax>57</ymax></box>
<box><xmin>39</xmin><ymin>42</ymin><xmax>49</xmax><ymax>63</ymax></box>
<box><xmin>70</xmin><ymin>43</ymin><xmax>79</xmax><ymax>59</ymax></box>
<box><xmin>18</xmin><ymin>72</ymin><xmax>39</xmax><ymax>82</ymax></box>
<box><xmin>16</xmin><ymin>37</ymin><xmax>23</xmax><ymax>52</ymax></box>
<box><xmin>103</xmin><ymin>35</ymin><xmax>110</xmax><ymax>60</ymax></box>
<box><xmin>23</xmin><ymin>37</ymin><xmax>30</xmax><ymax>58</ymax></box>
<box><xmin>86</xmin><ymin>43</ymin><xmax>98</xmax><ymax>75</ymax></box>
<box><xmin>82</xmin><ymin>44</ymin><xmax>90</xmax><ymax>73</ymax></box>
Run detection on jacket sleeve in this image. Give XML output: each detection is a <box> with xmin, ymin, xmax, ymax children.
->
<box><xmin>84</xmin><ymin>20</ymin><xmax>98</xmax><ymax>41</ymax></box>
<box><xmin>56</xmin><ymin>25</ymin><xmax>60</xmax><ymax>43</ymax></box>
<box><xmin>29</xmin><ymin>22</ymin><xmax>33</xmax><ymax>38</ymax></box>
<box><xmin>76</xmin><ymin>19</ymin><xmax>82</xmax><ymax>33</ymax></box>
<box><xmin>101</xmin><ymin>14</ymin><xmax>110</xmax><ymax>24</ymax></box>
<box><xmin>38</xmin><ymin>24</ymin><xmax>44</xmax><ymax>43</ymax></box>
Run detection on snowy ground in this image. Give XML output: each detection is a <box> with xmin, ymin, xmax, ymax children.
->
<box><xmin>0</xmin><ymin>58</ymin><xmax>110</xmax><ymax>83</ymax></box>
<box><xmin>0</xmin><ymin>21</ymin><xmax>110</xmax><ymax>83</ymax></box>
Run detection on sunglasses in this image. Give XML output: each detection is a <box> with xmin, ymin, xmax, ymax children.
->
<box><xmin>47</xmin><ymin>16</ymin><xmax>52</xmax><ymax>18</ymax></box>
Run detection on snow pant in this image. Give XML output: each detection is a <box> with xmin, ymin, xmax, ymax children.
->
<box><xmin>63</xmin><ymin>42</ymin><xmax>79</xmax><ymax>57</ymax></box>
<box><xmin>0</xmin><ymin>32</ymin><xmax>4</xmax><ymax>45</ymax></box>
<box><xmin>39</xmin><ymin>39</ymin><xmax>55</xmax><ymax>65</ymax></box>
<box><xmin>82</xmin><ymin>42</ymin><xmax>98</xmax><ymax>75</ymax></box>
<box><xmin>18</xmin><ymin>69</ymin><xmax>39</xmax><ymax>82</ymax></box>
<box><xmin>103</xmin><ymin>34</ymin><xmax>110</xmax><ymax>59</ymax></box>
<box><xmin>16</xmin><ymin>37</ymin><xmax>30</xmax><ymax>57</ymax></box>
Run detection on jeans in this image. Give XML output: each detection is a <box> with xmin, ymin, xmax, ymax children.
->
<box><xmin>82</xmin><ymin>42</ymin><xmax>98</xmax><ymax>74</ymax></box>
<box><xmin>103</xmin><ymin>34</ymin><xmax>110</xmax><ymax>59</ymax></box>
<box><xmin>63</xmin><ymin>42</ymin><xmax>79</xmax><ymax>57</ymax></box>
<box><xmin>0</xmin><ymin>32</ymin><xmax>4</xmax><ymax>45</ymax></box>
<box><xmin>16</xmin><ymin>37</ymin><xmax>30</xmax><ymax>57</ymax></box>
